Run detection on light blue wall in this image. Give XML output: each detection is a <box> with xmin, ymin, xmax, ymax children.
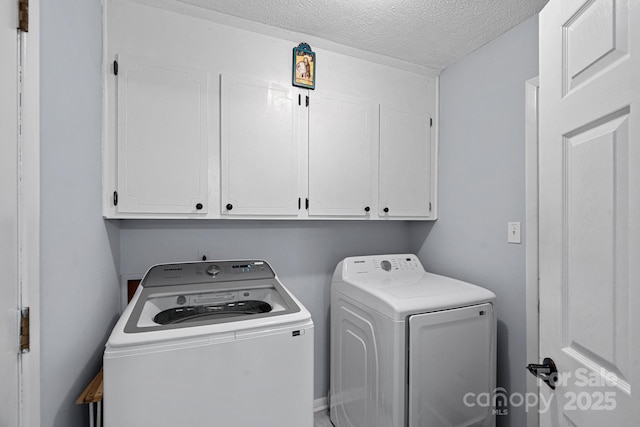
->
<box><xmin>40</xmin><ymin>1</ymin><xmax>121</xmax><ymax>426</ymax></box>
<box><xmin>119</xmin><ymin>220</ymin><xmax>411</xmax><ymax>399</ymax></box>
<box><xmin>410</xmin><ymin>15</ymin><xmax>539</xmax><ymax>427</ymax></box>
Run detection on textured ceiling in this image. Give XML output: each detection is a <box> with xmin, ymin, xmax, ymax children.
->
<box><xmin>177</xmin><ymin>0</ymin><xmax>548</xmax><ymax>71</ymax></box>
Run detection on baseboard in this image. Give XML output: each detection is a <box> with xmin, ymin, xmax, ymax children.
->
<box><xmin>314</xmin><ymin>397</ymin><xmax>328</xmax><ymax>413</ymax></box>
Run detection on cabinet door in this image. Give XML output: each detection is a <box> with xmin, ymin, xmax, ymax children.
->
<box><xmin>308</xmin><ymin>93</ymin><xmax>377</xmax><ymax>217</ymax></box>
<box><xmin>380</xmin><ymin>106</ymin><xmax>432</xmax><ymax>217</ymax></box>
<box><xmin>221</xmin><ymin>75</ymin><xmax>301</xmax><ymax>216</ymax></box>
<box><xmin>116</xmin><ymin>55</ymin><xmax>209</xmax><ymax>214</ymax></box>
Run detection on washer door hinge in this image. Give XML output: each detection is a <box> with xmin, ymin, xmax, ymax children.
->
<box><xmin>18</xmin><ymin>0</ymin><xmax>29</xmax><ymax>32</ymax></box>
<box><xmin>19</xmin><ymin>307</ymin><xmax>30</xmax><ymax>354</ymax></box>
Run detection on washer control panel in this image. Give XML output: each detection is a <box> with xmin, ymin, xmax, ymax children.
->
<box><xmin>343</xmin><ymin>254</ymin><xmax>424</xmax><ymax>278</ymax></box>
<box><xmin>142</xmin><ymin>260</ymin><xmax>275</xmax><ymax>288</ymax></box>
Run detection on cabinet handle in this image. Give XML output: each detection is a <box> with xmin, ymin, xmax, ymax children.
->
<box><xmin>364</xmin><ymin>206</ymin><xmax>370</xmax><ymax>212</ymax></box>
<box><xmin>226</xmin><ymin>203</ymin><xmax>233</xmax><ymax>211</ymax></box>
<box><xmin>195</xmin><ymin>203</ymin><xmax>203</xmax><ymax>210</ymax></box>
<box><xmin>383</xmin><ymin>207</ymin><xmax>389</xmax><ymax>213</ymax></box>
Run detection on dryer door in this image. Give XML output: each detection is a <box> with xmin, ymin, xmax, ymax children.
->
<box><xmin>408</xmin><ymin>303</ymin><xmax>496</xmax><ymax>427</ymax></box>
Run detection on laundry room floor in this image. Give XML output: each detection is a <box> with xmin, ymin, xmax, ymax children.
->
<box><xmin>314</xmin><ymin>410</ymin><xmax>334</xmax><ymax>427</ymax></box>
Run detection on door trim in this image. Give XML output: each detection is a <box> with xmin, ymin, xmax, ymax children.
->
<box><xmin>525</xmin><ymin>76</ymin><xmax>539</xmax><ymax>427</ymax></box>
<box><xmin>18</xmin><ymin>1</ymin><xmax>40</xmax><ymax>425</ymax></box>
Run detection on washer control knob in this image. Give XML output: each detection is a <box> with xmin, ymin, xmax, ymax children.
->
<box><xmin>176</xmin><ymin>295</ymin><xmax>187</xmax><ymax>305</ymax></box>
<box><xmin>381</xmin><ymin>260</ymin><xmax>392</xmax><ymax>271</ymax></box>
<box><xmin>206</xmin><ymin>265</ymin><xmax>221</xmax><ymax>277</ymax></box>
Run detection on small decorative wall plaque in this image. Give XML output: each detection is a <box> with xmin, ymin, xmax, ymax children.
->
<box><xmin>292</xmin><ymin>43</ymin><xmax>315</xmax><ymax>89</ymax></box>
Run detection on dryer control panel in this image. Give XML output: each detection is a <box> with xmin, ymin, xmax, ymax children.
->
<box><xmin>342</xmin><ymin>254</ymin><xmax>424</xmax><ymax>280</ymax></box>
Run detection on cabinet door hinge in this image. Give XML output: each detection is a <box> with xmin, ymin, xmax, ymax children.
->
<box><xmin>113</xmin><ymin>191</ymin><xmax>118</xmax><ymax>206</ymax></box>
<box><xmin>18</xmin><ymin>0</ymin><xmax>29</xmax><ymax>32</ymax></box>
<box><xmin>306</xmin><ymin>95</ymin><xmax>309</xmax><ymax>107</ymax></box>
<box><xmin>19</xmin><ymin>307</ymin><xmax>30</xmax><ymax>354</ymax></box>
<box><xmin>113</xmin><ymin>60</ymin><xmax>119</xmax><ymax>76</ymax></box>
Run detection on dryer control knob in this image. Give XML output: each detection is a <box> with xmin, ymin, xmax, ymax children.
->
<box><xmin>381</xmin><ymin>260</ymin><xmax>392</xmax><ymax>271</ymax></box>
<box><xmin>206</xmin><ymin>265</ymin><xmax>221</xmax><ymax>277</ymax></box>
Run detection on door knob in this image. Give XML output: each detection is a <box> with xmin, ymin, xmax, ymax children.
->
<box><xmin>526</xmin><ymin>357</ymin><xmax>558</xmax><ymax>390</ymax></box>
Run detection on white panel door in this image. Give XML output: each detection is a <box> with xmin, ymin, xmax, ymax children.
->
<box><xmin>538</xmin><ymin>0</ymin><xmax>640</xmax><ymax>425</ymax></box>
<box><xmin>221</xmin><ymin>75</ymin><xmax>301</xmax><ymax>216</ymax></box>
<box><xmin>308</xmin><ymin>93</ymin><xmax>377</xmax><ymax>217</ymax></box>
<box><xmin>408</xmin><ymin>304</ymin><xmax>495</xmax><ymax>427</ymax></box>
<box><xmin>116</xmin><ymin>54</ymin><xmax>209</xmax><ymax>214</ymax></box>
<box><xmin>0</xmin><ymin>1</ymin><xmax>19</xmax><ymax>425</ymax></box>
<box><xmin>379</xmin><ymin>106</ymin><xmax>432</xmax><ymax>217</ymax></box>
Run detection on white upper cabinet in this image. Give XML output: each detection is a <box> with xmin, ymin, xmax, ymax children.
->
<box><xmin>104</xmin><ymin>0</ymin><xmax>438</xmax><ymax>220</ymax></box>
<box><xmin>220</xmin><ymin>75</ymin><xmax>301</xmax><ymax>216</ymax></box>
<box><xmin>308</xmin><ymin>93</ymin><xmax>378</xmax><ymax>217</ymax></box>
<box><xmin>221</xmin><ymin>77</ymin><xmax>380</xmax><ymax>218</ymax></box>
<box><xmin>380</xmin><ymin>106</ymin><xmax>434</xmax><ymax>218</ymax></box>
<box><xmin>114</xmin><ymin>54</ymin><xmax>209</xmax><ymax>214</ymax></box>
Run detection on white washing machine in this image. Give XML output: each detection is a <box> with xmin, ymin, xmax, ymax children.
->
<box><xmin>104</xmin><ymin>260</ymin><xmax>314</xmax><ymax>427</ymax></box>
<box><xmin>330</xmin><ymin>254</ymin><xmax>496</xmax><ymax>427</ymax></box>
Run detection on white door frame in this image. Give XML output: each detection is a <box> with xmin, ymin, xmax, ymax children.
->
<box><xmin>17</xmin><ymin>1</ymin><xmax>41</xmax><ymax>425</ymax></box>
<box><xmin>525</xmin><ymin>77</ymin><xmax>539</xmax><ymax>427</ymax></box>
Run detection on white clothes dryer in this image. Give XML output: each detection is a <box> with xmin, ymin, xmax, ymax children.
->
<box><xmin>104</xmin><ymin>260</ymin><xmax>314</xmax><ymax>427</ymax></box>
<box><xmin>330</xmin><ymin>254</ymin><xmax>496</xmax><ymax>427</ymax></box>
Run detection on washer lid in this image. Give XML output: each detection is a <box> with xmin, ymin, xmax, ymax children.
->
<box><xmin>332</xmin><ymin>254</ymin><xmax>496</xmax><ymax>320</ymax></box>
<box><xmin>126</xmin><ymin>281</ymin><xmax>296</xmax><ymax>333</ymax></box>
<box><xmin>124</xmin><ymin>267</ymin><xmax>301</xmax><ymax>334</ymax></box>
<box><xmin>107</xmin><ymin>260</ymin><xmax>313</xmax><ymax>348</ymax></box>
